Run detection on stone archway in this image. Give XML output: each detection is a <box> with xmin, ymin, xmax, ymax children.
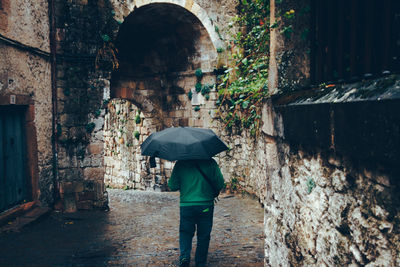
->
<box><xmin>103</xmin><ymin>2</ymin><xmax>219</xmax><ymax>190</ymax></box>
<box><xmin>111</xmin><ymin>0</ymin><xmax>224</xmax><ymax>52</ymax></box>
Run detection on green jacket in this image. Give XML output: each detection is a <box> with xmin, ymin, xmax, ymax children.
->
<box><xmin>168</xmin><ymin>159</ymin><xmax>225</xmax><ymax>206</ymax></box>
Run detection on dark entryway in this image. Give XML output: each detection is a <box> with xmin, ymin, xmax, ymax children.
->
<box><xmin>0</xmin><ymin>106</ymin><xmax>29</xmax><ymax>212</ymax></box>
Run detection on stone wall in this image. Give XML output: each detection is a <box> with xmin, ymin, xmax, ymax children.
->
<box><xmin>262</xmin><ymin>0</ymin><xmax>400</xmax><ymax>265</ymax></box>
<box><xmin>102</xmin><ymin>0</ymin><xmax>269</xmax><ymax>203</ymax></box>
<box><xmin>0</xmin><ymin>0</ymin><xmax>54</xmax><ymax>206</ymax></box>
<box><xmin>102</xmin><ymin>0</ymin><xmax>238</xmax><ymax>191</ymax></box>
<box><xmin>104</xmin><ymin>99</ymin><xmax>159</xmax><ymax>190</ymax></box>
<box><xmin>262</xmin><ymin>78</ymin><xmax>400</xmax><ymax>266</ymax></box>
<box><xmin>103</xmin><ymin>72</ymin><xmax>220</xmax><ymax>190</ymax></box>
<box><xmin>102</xmin><ymin>96</ymin><xmax>270</xmax><ymax>199</ymax></box>
<box><xmin>215</xmin><ymin>130</ymin><xmax>266</xmax><ymax>199</ymax></box>
<box><xmin>3</xmin><ymin>1</ymin><xmax>400</xmax><ymax>266</ymax></box>
<box><xmin>53</xmin><ymin>0</ymin><xmax>116</xmax><ymax>211</ymax></box>
<box><xmin>263</xmin><ymin>136</ymin><xmax>400</xmax><ymax>266</ymax></box>
<box><xmin>46</xmin><ymin>0</ymin><xmax>241</xmax><ymax>211</ymax></box>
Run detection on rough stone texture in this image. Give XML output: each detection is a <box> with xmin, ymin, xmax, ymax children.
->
<box><xmin>104</xmin><ymin>99</ymin><xmax>163</xmax><ymax>190</ymax></box>
<box><xmin>261</xmin><ymin>1</ymin><xmax>400</xmax><ymax>264</ymax></box>
<box><xmin>104</xmin><ymin>73</ymin><xmax>220</xmax><ymax>190</ymax></box>
<box><xmin>56</xmin><ymin>0</ymin><xmax>237</xmax><ymax>209</ymax></box>
<box><xmin>103</xmin><ymin>0</ymin><xmax>231</xmax><ymax>190</ymax></box>
<box><xmin>273</xmin><ymin>0</ymin><xmax>311</xmax><ymax>92</ymax></box>
<box><xmin>53</xmin><ymin>0</ymin><xmax>116</xmax><ymax>211</ymax></box>
<box><xmin>0</xmin><ymin>0</ymin><xmax>53</xmax><ymax>205</ymax></box>
<box><xmin>262</xmin><ymin>87</ymin><xmax>400</xmax><ymax>266</ymax></box>
<box><xmin>217</xmin><ymin>131</ymin><xmax>267</xmax><ymax>200</ymax></box>
<box><xmin>1</xmin><ymin>0</ymin><xmax>50</xmax><ymax>51</ymax></box>
<box><xmin>110</xmin><ymin>0</ymin><xmax>237</xmax><ymax>50</ymax></box>
<box><xmin>263</xmin><ymin>139</ymin><xmax>400</xmax><ymax>266</ymax></box>
<box><xmin>3</xmin><ymin>2</ymin><xmax>399</xmax><ymax>266</ymax></box>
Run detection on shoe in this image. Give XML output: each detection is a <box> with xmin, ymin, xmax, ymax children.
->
<box><xmin>179</xmin><ymin>258</ymin><xmax>190</xmax><ymax>267</ymax></box>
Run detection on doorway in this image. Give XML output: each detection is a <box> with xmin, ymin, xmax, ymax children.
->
<box><xmin>0</xmin><ymin>106</ymin><xmax>29</xmax><ymax>212</ymax></box>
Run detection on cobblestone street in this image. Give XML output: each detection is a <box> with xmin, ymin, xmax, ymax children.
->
<box><xmin>0</xmin><ymin>189</ymin><xmax>264</xmax><ymax>266</ymax></box>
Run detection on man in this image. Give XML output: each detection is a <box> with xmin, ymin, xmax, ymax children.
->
<box><xmin>168</xmin><ymin>158</ymin><xmax>225</xmax><ymax>267</ymax></box>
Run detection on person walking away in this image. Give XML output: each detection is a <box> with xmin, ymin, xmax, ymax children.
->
<box><xmin>168</xmin><ymin>158</ymin><xmax>225</xmax><ymax>267</ymax></box>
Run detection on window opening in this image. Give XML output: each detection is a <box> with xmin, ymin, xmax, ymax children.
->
<box><xmin>311</xmin><ymin>0</ymin><xmax>400</xmax><ymax>84</ymax></box>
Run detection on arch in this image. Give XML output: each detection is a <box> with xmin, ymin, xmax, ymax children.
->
<box><xmin>105</xmin><ymin>1</ymin><xmax>220</xmax><ymax>191</ymax></box>
<box><xmin>115</xmin><ymin>0</ymin><xmax>224</xmax><ymax>52</ymax></box>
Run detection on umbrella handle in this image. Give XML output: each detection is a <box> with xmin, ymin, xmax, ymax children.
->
<box><xmin>150</xmin><ymin>156</ymin><xmax>156</xmax><ymax>168</ymax></box>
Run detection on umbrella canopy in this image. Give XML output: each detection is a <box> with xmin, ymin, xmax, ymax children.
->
<box><xmin>141</xmin><ymin>127</ymin><xmax>229</xmax><ymax>161</ymax></box>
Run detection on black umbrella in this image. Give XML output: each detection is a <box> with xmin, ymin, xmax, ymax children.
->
<box><xmin>141</xmin><ymin>127</ymin><xmax>229</xmax><ymax>161</ymax></box>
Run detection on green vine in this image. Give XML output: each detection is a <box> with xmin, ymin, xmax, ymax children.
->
<box><xmin>195</xmin><ymin>82</ymin><xmax>202</xmax><ymax>93</ymax></box>
<box><xmin>134</xmin><ymin>130</ymin><xmax>140</xmax><ymax>140</ymax></box>
<box><xmin>201</xmin><ymin>84</ymin><xmax>212</xmax><ymax>96</ymax></box>
<box><xmin>86</xmin><ymin>122</ymin><xmax>96</xmax><ymax>133</ymax></box>
<box><xmin>195</xmin><ymin>68</ymin><xmax>203</xmax><ymax>79</ymax></box>
<box><xmin>306</xmin><ymin>177</ymin><xmax>316</xmax><ymax>194</ymax></box>
<box><xmin>215</xmin><ymin>0</ymin><xmax>294</xmax><ymax>136</ymax></box>
<box><xmin>135</xmin><ymin>113</ymin><xmax>141</xmax><ymax>124</ymax></box>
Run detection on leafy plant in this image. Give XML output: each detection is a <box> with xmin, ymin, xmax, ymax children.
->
<box><xmin>86</xmin><ymin>122</ymin><xmax>96</xmax><ymax>133</ymax></box>
<box><xmin>101</xmin><ymin>34</ymin><xmax>111</xmax><ymax>42</ymax></box>
<box><xmin>96</xmin><ymin>36</ymin><xmax>119</xmax><ymax>71</ymax></box>
<box><xmin>194</xmin><ymin>106</ymin><xmax>200</xmax><ymax>112</ymax></box>
<box><xmin>188</xmin><ymin>90</ymin><xmax>193</xmax><ymax>100</ymax></box>
<box><xmin>195</xmin><ymin>82</ymin><xmax>202</xmax><ymax>93</ymax></box>
<box><xmin>281</xmin><ymin>25</ymin><xmax>293</xmax><ymax>38</ymax></box>
<box><xmin>214</xmin><ymin>25</ymin><xmax>223</xmax><ymax>40</ymax></box>
<box><xmin>135</xmin><ymin>114</ymin><xmax>141</xmax><ymax>124</ymax></box>
<box><xmin>134</xmin><ymin>130</ymin><xmax>140</xmax><ymax>140</ymax></box>
<box><xmin>307</xmin><ymin>177</ymin><xmax>316</xmax><ymax>194</ymax></box>
<box><xmin>230</xmin><ymin>177</ymin><xmax>239</xmax><ymax>191</ymax></box>
<box><xmin>94</xmin><ymin>109</ymin><xmax>101</xmax><ymax>118</ymax></box>
<box><xmin>102</xmin><ymin>99</ymin><xmax>109</xmax><ymax>107</ymax></box>
<box><xmin>226</xmin><ymin>177</ymin><xmax>244</xmax><ymax>193</ymax></box>
<box><xmin>195</xmin><ymin>68</ymin><xmax>203</xmax><ymax>79</ymax></box>
<box><xmin>201</xmin><ymin>84</ymin><xmax>211</xmax><ymax>96</ymax></box>
<box><xmin>215</xmin><ymin>0</ymin><xmax>294</xmax><ymax>136</ymax></box>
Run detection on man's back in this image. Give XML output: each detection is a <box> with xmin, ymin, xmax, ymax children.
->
<box><xmin>168</xmin><ymin>158</ymin><xmax>225</xmax><ymax>206</ymax></box>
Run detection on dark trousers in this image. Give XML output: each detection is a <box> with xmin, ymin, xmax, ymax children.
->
<box><xmin>179</xmin><ymin>205</ymin><xmax>214</xmax><ymax>267</ymax></box>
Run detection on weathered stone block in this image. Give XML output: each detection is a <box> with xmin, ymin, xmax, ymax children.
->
<box><xmin>59</xmin><ymin>181</ymin><xmax>84</xmax><ymax>194</ymax></box>
<box><xmin>134</xmin><ymin>173</ymin><xmax>141</xmax><ymax>183</ymax></box>
<box><xmin>58</xmin><ymin>168</ymin><xmax>83</xmax><ymax>181</ymax></box>
<box><xmin>84</xmin><ymin>167</ymin><xmax>104</xmax><ymax>180</ymax></box>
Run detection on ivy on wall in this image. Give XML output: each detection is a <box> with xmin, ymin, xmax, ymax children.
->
<box><xmin>215</xmin><ymin>0</ymin><xmax>294</xmax><ymax>135</ymax></box>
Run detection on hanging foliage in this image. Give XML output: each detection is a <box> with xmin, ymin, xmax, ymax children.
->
<box><xmin>215</xmin><ymin>0</ymin><xmax>294</xmax><ymax>136</ymax></box>
<box><xmin>95</xmin><ymin>38</ymin><xmax>119</xmax><ymax>71</ymax></box>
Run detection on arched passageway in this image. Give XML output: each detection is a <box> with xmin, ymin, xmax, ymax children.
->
<box><xmin>104</xmin><ymin>3</ymin><xmax>218</xmax><ymax>190</ymax></box>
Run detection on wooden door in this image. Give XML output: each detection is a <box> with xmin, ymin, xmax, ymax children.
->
<box><xmin>0</xmin><ymin>106</ymin><xmax>28</xmax><ymax>212</ymax></box>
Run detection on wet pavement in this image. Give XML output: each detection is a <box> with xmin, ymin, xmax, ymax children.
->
<box><xmin>0</xmin><ymin>189</ymin><xmax>264</xmax><ymax>266</ymax></box>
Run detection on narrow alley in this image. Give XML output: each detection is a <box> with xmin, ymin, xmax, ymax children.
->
<box><xmin>0</xmin><ymin>189</ymin><xmax>264</xmax><ymax>266</ymax></box>
<box><xmin>1</xmin><ymin>0</ymin><xmax>399</xmax><ymax>266</ymax></box>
